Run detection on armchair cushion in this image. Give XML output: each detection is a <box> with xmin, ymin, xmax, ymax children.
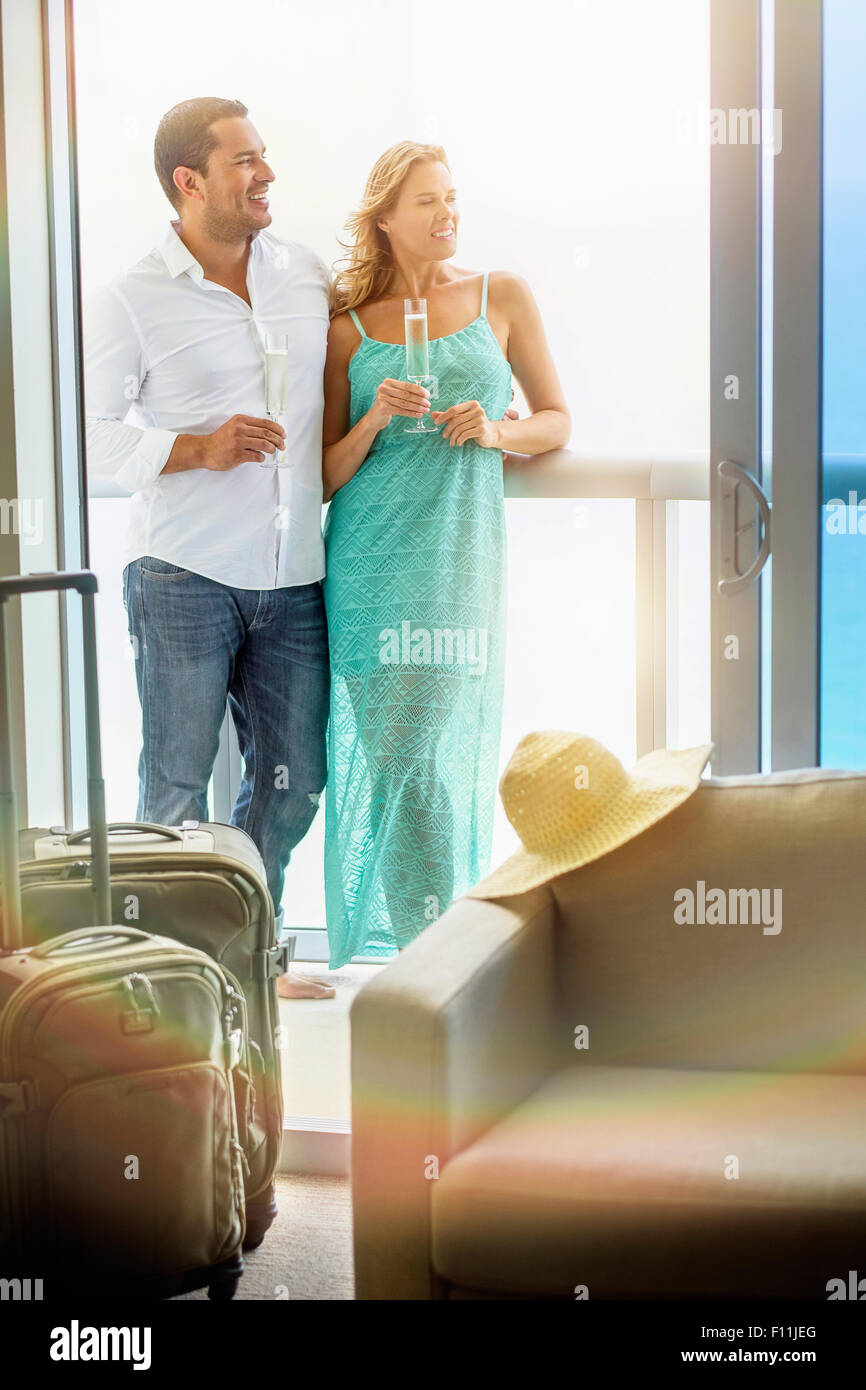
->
<box><xmin>431</xmin><ymin>1062</ymin><xmax>866</xmax><ymax>1298</ymax></box>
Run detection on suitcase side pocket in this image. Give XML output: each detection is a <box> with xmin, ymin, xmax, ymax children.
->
<box><xmin>45</xmin><ymin>1061</ymin><xmax>244</xmax><ymax>1275</ymax></box>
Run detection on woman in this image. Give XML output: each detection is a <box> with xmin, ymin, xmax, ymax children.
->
<box><xmin>322</xmin><ymin>141</ymin><xmax>570</xmax><ymax>968</ymax></box>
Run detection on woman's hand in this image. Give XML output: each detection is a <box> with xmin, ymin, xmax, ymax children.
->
<box><xmin>430</xmin><ymin>400</ymin><xmax>504</xmax><ymax>448</ymax></box>
<box><xmin>367</xmin><ymin>378</ymin><xmax>431</xmax><ymax>432</ymax></box>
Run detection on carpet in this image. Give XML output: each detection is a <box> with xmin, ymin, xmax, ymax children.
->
<box><xmin>172</xmin><ymin>1174</ymin><xmax>354</xmax><ymax>1300</ymax></box>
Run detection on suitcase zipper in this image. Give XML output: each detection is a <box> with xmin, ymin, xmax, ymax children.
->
<box><xmin>31</xmin><ymin>970</ymin><xmax>227</xmax><ymax>1058</ymax></box>
<box><xmin>219</xmin><ymin>966</ymin><xmax>255</xmax><ymax>1138</ymax></box>
<box><xmin>20</xmin><ymin>855</ymin><xmax>273</xmax><ymax>937</ymax></box>
<box><xmin>20</xmin><ymin>866</ymin><xmax>255</xmax><ymax>934</ymax></box>
<box><xmin>0</xmin><ymin>946</ymin><xmax>230</xmax><ymax>1065</ymax></box>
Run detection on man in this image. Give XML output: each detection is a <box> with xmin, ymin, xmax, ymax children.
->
<box><xmin>85</xmin><ymin>97</ymin><xmax>333</xmax><ymax>999</ymax></box>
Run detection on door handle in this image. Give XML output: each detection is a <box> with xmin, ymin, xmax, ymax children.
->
<box><xmin>717</xmin><ymin>459</ymin><xmax>772</xmax><ymax>596</ymax></box>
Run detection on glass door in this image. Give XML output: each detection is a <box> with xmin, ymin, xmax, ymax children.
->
<box><xmin>710</xmin><ymin>0</ymin><xmax>769</xmax><ymax>774</ymax></box>
<box><xmin>819</xmin><ymin>0</ymin><xmax>866</xmax><ymax>767</ymax></box>
<box><xmin>712</xmin><ymin>0</ymin><xmax>865</xmax><ymax>774</ymax></box>
<box><xmin>769</xmin><ymin>0</ymin><xmax>821</xmax><ymax>769</ymax></box>
<box><xmin>771</xmin><ymin>0</ymin><xmax>866</xmax><ymax>771</ymax></box>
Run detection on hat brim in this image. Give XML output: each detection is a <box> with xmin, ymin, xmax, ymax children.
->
<box><xmin>464</xmin><ymin>742</ymin><xmax>713</xmax><ymax>899</ymax></box>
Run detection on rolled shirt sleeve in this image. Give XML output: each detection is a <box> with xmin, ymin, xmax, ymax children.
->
<box><xmin>83</xmin><ymin>285</ymin><xmax>178</xmax><ymax>493</ymax></box>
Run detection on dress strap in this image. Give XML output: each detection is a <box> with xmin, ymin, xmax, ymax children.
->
<box><xmin>480</xmin><ymin>272</ymin><xmax>489</xmax><ymax>319</ymax></box>
<box><xmin>348</xmin><ymin>307</ymin><xmax>368</xmax><ymax>339</ymax></box>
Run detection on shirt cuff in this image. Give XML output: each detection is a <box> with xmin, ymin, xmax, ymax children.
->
<box><xmin>114</xmin><ymin>428</ymin><xmax>178</xmax><ymax>493</ymax></box>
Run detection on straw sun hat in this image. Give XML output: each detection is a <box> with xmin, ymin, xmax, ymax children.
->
<box><xmin>465</xmin><ymin>731</ymin><xmax>714</xmax><ymax>899</ymax></box>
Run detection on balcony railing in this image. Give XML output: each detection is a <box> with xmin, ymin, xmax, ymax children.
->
<box><xmin>505</xmin><ymin>450</ymin><xmax>709</xmax><ymax>759</ymax></box>
<box><xmin>88</xmin><ymin>448</ymin><xmax>711</xmax><ymax>822</ymax></box>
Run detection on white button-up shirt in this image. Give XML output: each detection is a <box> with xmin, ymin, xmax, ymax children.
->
<box><xmin>84</xmin><ymin>220</ymin><xmax>329</xmax><ymax>589</ymax></box>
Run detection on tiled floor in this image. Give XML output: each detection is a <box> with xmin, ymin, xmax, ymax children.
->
<box><xmin>278</xmin><ymin>961</ymin><xmax>387</xmax><ymax>1123</ymax></box>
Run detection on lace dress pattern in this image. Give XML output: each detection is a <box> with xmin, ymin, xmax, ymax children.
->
<box><xmin>322</xmin><ymin>275</ymin><xmax>512</xmax><ymax>966</ymax></box>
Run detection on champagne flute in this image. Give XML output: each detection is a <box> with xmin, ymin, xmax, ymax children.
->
<box><xmin>262</xmin><ymin>331</ymin><xmax>289</xmax><ymax>467</ymax></box>
<box><xmin>403</xmin><ymin>299</ymin><xmax>438</xmax><ymax>434</ymax></box>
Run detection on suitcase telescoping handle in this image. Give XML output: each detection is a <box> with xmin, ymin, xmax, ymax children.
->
<box><xmin>0</xmin><ymin>570</ymin><xmax>110</xmax><ymax>952</ymax></box>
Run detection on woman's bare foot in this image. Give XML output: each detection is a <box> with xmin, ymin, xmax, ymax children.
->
<box><xmin>276</xmin><ymin>970</ymin><xmax>335</xmax><ymax>1000</ymax></box>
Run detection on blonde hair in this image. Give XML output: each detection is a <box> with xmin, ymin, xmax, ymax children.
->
<box><xmin>330</xmin><ymin>141</ymin><xmax>449</xmax><ymax>317</ymax></box>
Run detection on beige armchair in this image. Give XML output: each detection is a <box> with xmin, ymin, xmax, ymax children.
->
<box><xmin>350</xmin><ymin>765</ymin><xmax>866</xmax><ymax>1299</ymax></box>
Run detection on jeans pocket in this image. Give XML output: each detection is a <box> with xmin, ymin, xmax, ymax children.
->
<box><xmin>139</xmin><ymin>556</ymin><xmax>192</xmax><ymax>581</ymax></box>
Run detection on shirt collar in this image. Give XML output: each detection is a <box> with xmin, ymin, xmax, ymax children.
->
<box><xmin>159</xmin><ymin>220</ymin><xmax>202</xmax><ymax>280</ymax></box>
<box><xmin>158</xmin><ymin>219</ymin><xmax>261</xmax><ymax>281</ymax></box>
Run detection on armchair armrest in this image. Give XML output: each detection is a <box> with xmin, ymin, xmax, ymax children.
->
<box><xmin>350</xmin><ymin>884</ymin><xmax>560</xmax><ymax>1299</ymax></box>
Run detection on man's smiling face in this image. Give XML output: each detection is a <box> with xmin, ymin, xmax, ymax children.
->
<box><xmin>180</xmin><ymin>116</ymin><xmax>275</xmax><ymax>243</ymax></box>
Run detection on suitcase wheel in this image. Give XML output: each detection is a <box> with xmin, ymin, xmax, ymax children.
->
<box><xmin>207</xmin><ymin>1273</ymin><xmax>241</xmax><ymax>1301</ymax></box>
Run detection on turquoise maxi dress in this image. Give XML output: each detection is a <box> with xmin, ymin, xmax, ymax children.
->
<box><xmin>322</xmin><ymin>272</ymin><xmax>512</xmax><ymax>967</ymax></box>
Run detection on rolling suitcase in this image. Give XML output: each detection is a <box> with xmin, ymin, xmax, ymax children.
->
<box><xmin>0</xmin><ymin>571</ymin><xmax>247</xmax><ymax>1299</ymax></box>
<box><xmin>13</xmin><ymin>820</ymin><xmax>286</xmax><ymax>1249</ymax></box>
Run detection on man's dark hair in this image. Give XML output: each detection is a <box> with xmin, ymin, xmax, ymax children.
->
<box><xmin>154</xmin><ymin>97</ymin><xmax>249</xmax><ymax>212</ymax></box>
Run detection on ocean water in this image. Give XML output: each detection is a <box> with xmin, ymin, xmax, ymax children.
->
<box><xmin>821</xmin><ymin>2</ymin><xmax>866</xmax><ymax>767</ymax></box>
<box><xmin>821</xmin><ymin>502</ymin><xmax>866</xmax><ymax>769</ymax></box>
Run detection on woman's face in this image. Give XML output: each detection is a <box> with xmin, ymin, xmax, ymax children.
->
<box><xmin>378</xmin><ymin>159</ymin><xmax>458</xmax><ymax>262</ymax></box>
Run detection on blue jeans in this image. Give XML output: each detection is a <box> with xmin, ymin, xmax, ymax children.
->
<box><xmin>122</xmin><ymin>557</ymin><xmax>330</xmax><ymax>913</ymax></box>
